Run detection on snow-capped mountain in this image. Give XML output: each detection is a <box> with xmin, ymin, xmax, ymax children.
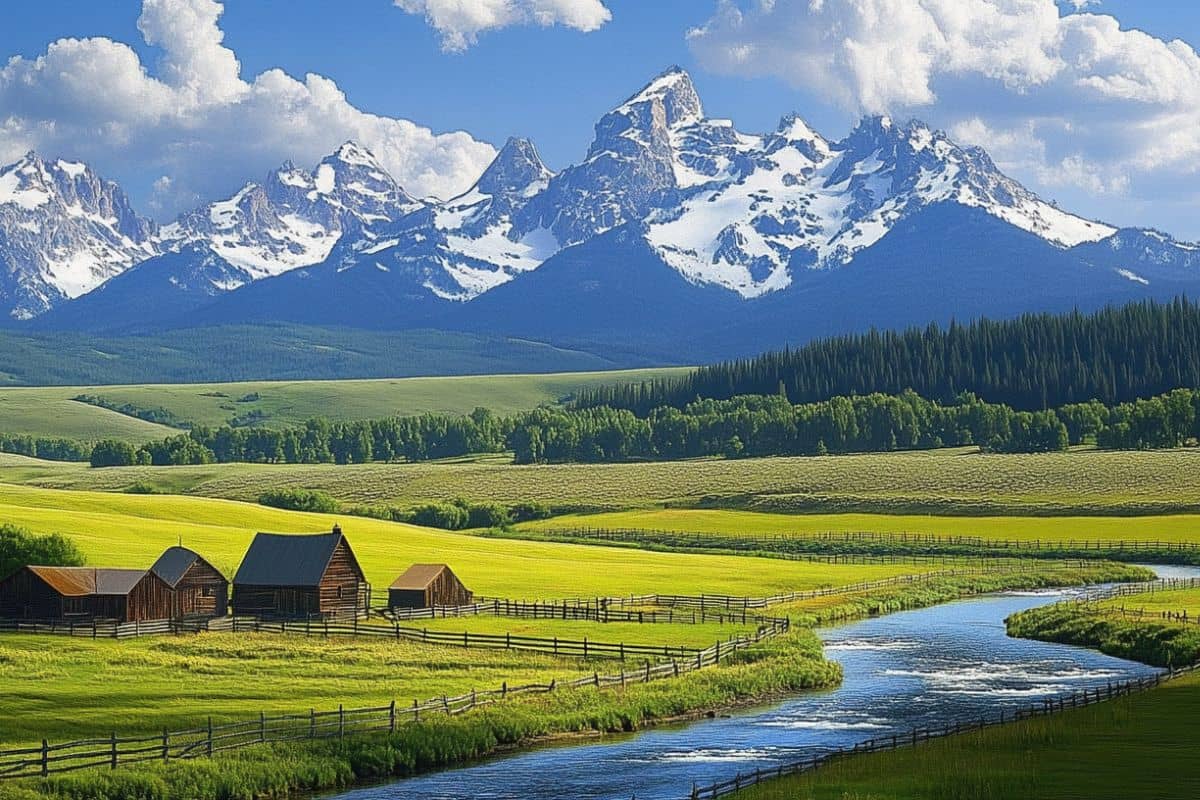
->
<box><xmin>18</xmin><ymin>66</ymin><xmax>1200</xmax><ymax>356</ymax></box>
<box><xmin>0</xmin><ymin>153</ymin><xmax>157</xmax><ymax>318</ymax></box>
<box><xmin>160</xmin><ymin>141</ymin><xmax>422</xmax><ymax>283</ymax></box>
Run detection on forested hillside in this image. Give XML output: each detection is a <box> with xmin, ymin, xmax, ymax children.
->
<box><xmin>576</xmin><ymin>299</ymin><xmax>1200</xmax><ymax>413</ymax></box>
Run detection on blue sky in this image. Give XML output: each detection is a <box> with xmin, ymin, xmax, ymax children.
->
<box><xmin>3</xmin><ymin>1</ymin><xmax>1200</xmax><ymax>237</ymax></box>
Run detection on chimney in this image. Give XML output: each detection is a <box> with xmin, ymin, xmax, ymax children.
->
<box><xmin>332</xmin><ymin>523</ymin><xmax>342</xmax><ymax>536</ymax></box>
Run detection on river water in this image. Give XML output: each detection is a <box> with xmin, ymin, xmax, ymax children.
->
<box><xmin>330</xmin><ymin>565</ymin><xmax>1200</xmax><ymax>800</ymax></box>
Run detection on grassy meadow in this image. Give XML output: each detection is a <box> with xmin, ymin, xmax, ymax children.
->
<box><xmin>0</xmin><ymin>633</ymin><xmax>589</xmax><ymax>746</ymax></box>
<box><xmin>6</xmin><ymin>447</ymin><xmax>1200</xmax><ymax>517</ymax></box>
<box><xmin>0</xmin><ymin>367</ymin><xmax>687</xmax><ymax>437</ymax></box>
<box><xmin>734</xmin><ymin>670</ymin><xmax>1200</xmax><ymax>800</ymax></box>
<box><xmin>524</xmin><ymin>508</ymin><xmax>1200</xmax><ymax>544</ymax></box>
<box><xmin>0</xmin><ymin>483</ymin><xmax>918</xmax><ymax>597</ymax></box>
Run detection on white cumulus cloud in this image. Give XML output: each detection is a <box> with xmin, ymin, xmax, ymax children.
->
<box><xmin>395</xmin><ymin>0</ymin><xmax>612</xmax><ymax>52</ymax></box>
<box><xmin>0</xmin><ymin>0</ymin><xmax>497</xmax><ymax>218</ymax></box>
<box><xmin>688</xmin><ymin>0</ymin><xmax>1200</xmax><ymax>235</ymax></box>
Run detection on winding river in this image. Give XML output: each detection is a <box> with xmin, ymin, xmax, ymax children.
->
<box><xmin>330</xmin><ymin>565</ymin><xmax>1200</xmax><ymax>800</ymax></box>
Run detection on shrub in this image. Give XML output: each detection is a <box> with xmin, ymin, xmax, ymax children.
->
<box><xmin>410</xmin><ymin>503</ymin><xmax>470</xmax><ymax>530</ymax></box>
<box><xmin>0</xmin><ymin>524</ymin><xmax>85</xmax><ymax>578</ymax></box>
<box><xmin>89</xmin><ymin>439</ymin><xmax>139</xmax><ymax>467</ymax></box>
<box><xmin>123</xmin><ymin>481</ymin><xmax>162</xmax><ymax>495</ymax></box>
<box><xmin>509</xmin><ymin>502</ymin><xmax>552</xmax><ymax>522</ymax></box>
<box><xmin>466</xmin><ymin>502</ymin><xmax>512</xmax><ymax>529</ymax></box>
<box><xmin>258</xmin><ymin>489</ymin><xmax>340</xmax><ymax>514</ymax></box>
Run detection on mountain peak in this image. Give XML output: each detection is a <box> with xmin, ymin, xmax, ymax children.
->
<box><xmin>620</xmin><ymin>66</ymin><xmax>703</xmax><ymax>128</ymax></box>
<box><xmin>330</xmin><ymin>140</ymin><xmax>382</xmax><ymax>168</ymax></box>
<box><xmin>476</xmin><ymin>137</ymin><xmax>552</xmax><ymax>196</ymax></box>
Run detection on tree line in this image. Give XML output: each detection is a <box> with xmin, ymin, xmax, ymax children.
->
<box><xmin>1</xmin><ymin>388</ymin><xmax>1197</xmax><ymax>470</ymax></box>
<box><xmin>575</xmin><ymin>298</ymin><xmax>1200</xmax><ymax>414</ymax></box>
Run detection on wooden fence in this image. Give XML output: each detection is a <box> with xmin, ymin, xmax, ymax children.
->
<box><xmin>0</xmin><ymin>616</ymin><xmax>232</xmax><ymax>639</ymax></box>
<box><xmin>545</xmin><ymin>527</ymin><xmax>1200</xmax><ymax>563</ymax></box>
<box><xmin>0</xmin><ymin>617</ymin><xmax>788</xmax><ymax>781</ymax></box>
<box><xmin>381</xmin><ymin>599</ymin><xmax>767</xmax><ymax>627</ymax></box>
<box><xmin>683</xmin><ymin>662</ymin><xmax>1200</xmax><ymax>799</ymax></box>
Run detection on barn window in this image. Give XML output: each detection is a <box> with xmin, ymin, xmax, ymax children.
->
<box><xmin>202</xmin><ymin>586</ymin><xmax>213</xmax><ymax>598</ymax></box>
<box><xmin>336</xmin><ymin>586</ymin><xmax>344</xmax><ymax>599</ymax></box>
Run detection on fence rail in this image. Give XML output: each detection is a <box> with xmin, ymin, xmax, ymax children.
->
<box><xmin>380</xmin><ymin>599</ymin><xmax>767</xmax><ymax>627</ymax></box>
<box><xmin>0</xmin><ymin>617</ymin><xmax>788</xmax><ymax>781</ymax></box>
<box><xmin>543</xmin><ymin>527</ymin><xmax>1200</xmax><ymax>563</ymax></box>
<box><xmin>0</xmin><ymin>616</ymin><xmax>232</xmax><ymax>639</ymax></box>
<box><xmin>684</xmin><ymin>661</ymin><xmax>1200</xmax><ymax>799</ymax></box>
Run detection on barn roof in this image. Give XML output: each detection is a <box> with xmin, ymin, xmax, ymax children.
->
<box><xmin>26</xmin><ymin>567</ymin><xmax>147</xmax><ymax>597</ymax></box>
<box><xmin>233</xmin><ymin>532</ymin><xmax>349</xmax><ymax>588</ymax></box>
<box><xmin>150</xmin><ymin>546</ymin><xmax>216</xmax><ymax>588</ymax></box>
<box><xmin>390</xmin><ymin>564</ymin><xmax>454</xmax><ymax>590</ymax></box>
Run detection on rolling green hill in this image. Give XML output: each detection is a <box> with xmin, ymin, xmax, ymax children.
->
<box><xmin>0</xmin><ymin>367</ymin><xmax>688</xmax><ymax>438</ymax></box>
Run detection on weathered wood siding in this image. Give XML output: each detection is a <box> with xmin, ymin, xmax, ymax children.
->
<box><xmin>173</xmin><ymin>560</ymin><xmax>229</xmax><ymax>618</ymax></box>
<box><xmin>318</xmin><ymin>539</ymin><xmax>365</xmax><ymax>618</ymax></box>
<box><xmin>124</xmin><ymin>573</ymin><xmax>174</xmax><ymax>622</ymax></box>
<box><xmin>0</xmin><ymin>569</ymin><xmax>65</xmax><ymax>619</ymax></box>
<box><xmin>388</xmin><ymin>569</ymin><xmax>473</xmax><ymax>609</ymax></box>
<box><xmin>232</xmin><ymin>587</ymin><xmax>320</xmax><ymax>618</ymax></box>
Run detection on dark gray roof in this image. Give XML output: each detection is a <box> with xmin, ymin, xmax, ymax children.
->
<box><xmin>233</xmin><ymin>532</ymin><xmax>346</xmax><ymax>588</ymax></box>
<box><xmin>150</xmin><ymin>547</ymin><xmax>200</xmax><ymax>588</ymax></box>
<box><xmin>94</xmin><ymin>569</ymin><xmax>150</xmax><ymax>596</ymax></box>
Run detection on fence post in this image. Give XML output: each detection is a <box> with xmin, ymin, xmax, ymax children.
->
<box><xmin>310</xmin><ymin>709</ymin><xmax>316</xmax><ymax>738</ymax></box>
<box><xmin>389</xmin><ymin>700</ymin><xmax>396</xmax><ymax>733</ymax></box>
<box><xmin>207</xmin><ymin>717</ymin><xmax>213</xmax><ymax>756</ymax></box>
<box><xmin>110</xmin><ymin>731</ymin><xmax>118</xmax><ymax>770</ymax></box>
<box><xmin>259</xmin><ymin>711</ymin><xmax>266</xmax><ymax>743</ymax></box>
<box><xmin>339</xmin><ymin>705</ymin><xmax>345</xmax><ymax>739</ymax></box>
<box><xmin>41</xmin><ymin>739</ymin><xmax>48</xmax><ymax>778</ymax></box>
<box><xmin>162</xmin><ymin>728</ymin><xmax>169</xmax><ymax>763</ymax></box>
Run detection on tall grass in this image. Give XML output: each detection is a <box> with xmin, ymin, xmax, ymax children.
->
<box><xmin>1007</xmin><ymin>605</ymin><xmax>1200</xmax><ymax>668</ymax></box>
<box><xmin>0</xmin><ymin>631</ymin><xmax>838</xmax><ymax>800</ymax></box>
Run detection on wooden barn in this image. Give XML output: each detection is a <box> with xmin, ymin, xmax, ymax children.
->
<box><xmin>150</xmin><ymin>547</ymin><xmax>229</xmax><ymax>619</ymax></box>
<box><xmin>232</xmin><ymin>526</ymin><xmax>368</xmax><ymax>619</ymax></box>
<box><xmin>0</xmin><ymin>566</ymin><xmax>173</xmax><ymax>622</ymax></box>
<box><xmin>388</xmin><ymin>564</ymin><xmax>473</xmax><ymax>609</ymax></box>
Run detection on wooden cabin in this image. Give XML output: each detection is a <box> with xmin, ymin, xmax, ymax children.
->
<box><xmin>232</xmin><ymin>526</ymin><xmax>368</xmax><ymax>619</ymax></box>
<box><xmin>388</xmin><ymin>564</ymin><xmax>473</xmax><ymax>609</ymax></box>
<box><xmin>0</xmin><ymin>566</ymin><xmax>172</xmax><ymax>622</ymax></box>
<box><xmin>150</xmin><ymin>547</ymin><xmax>229</xmax><ymax>619</ymax></box>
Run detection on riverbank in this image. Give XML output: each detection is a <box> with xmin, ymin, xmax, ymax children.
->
<box><xmin>730</xmin><ymin>662</ymin><xmax>1200</xmax><ymax>800</ymax></box>
<box><xmin>0</xmin><ymin>631</ymin><xmax>839</xmax><ymax>800</ymax></box>
<box><xmin>1008</xmin><ymin>601</ymin><xmax>1200</xmax><ymax>667</ymax></box>
<box><xmin>0</xmin><ymin>560</ymin><xmax>1151</xmax><ymax>800</ymax></box>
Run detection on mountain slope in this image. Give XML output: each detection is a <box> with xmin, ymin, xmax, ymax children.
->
<box><xmin>0</xmin><ymin>154</ymin><xmax>157</xmax><ymax>319</ymax></box>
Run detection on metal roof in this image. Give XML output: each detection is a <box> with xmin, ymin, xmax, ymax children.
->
<box><xmin>233</xmin><ymin>532</ymin><xmax>347</xmax><ymax>588</ymax></box>
<box><xmin>150</xmin><ymin>547</ymin><xmax>201</xmax><ymax>588</ymax></box>
<box><xmin>390</xmin><ymin>564</ymin><xmax>454</xmax><ymax>591</ymax></box>
<box><xmin>25</xmin><ymin>566</ymin><xmax>148</xmax><ymax>597</ymax></box>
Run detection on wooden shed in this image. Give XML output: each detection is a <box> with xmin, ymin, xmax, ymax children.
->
<box><xmin>388</xmin><ymin>564</ymin><xmax>473</xmax><ymax>609</ymax></box>
<box><xmin>0</xmin><ymin>566</ymin><xmax>172</xmax><ymax>622</ymax></box>
<box><xmin>150</xmin><ymin>547</ymin><xmax>229</xmax><ymax>619</ymax></box>
<box><xmin>232</xmin><ymin>527</ymin><xmax>368</xmax><ymax>619</ymax></box>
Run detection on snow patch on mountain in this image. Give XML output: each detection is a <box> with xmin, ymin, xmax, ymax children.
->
<box><xmin>0</xmin><ymin>153</ymin><xmax>158</xmax><ymax>317</ymax></box>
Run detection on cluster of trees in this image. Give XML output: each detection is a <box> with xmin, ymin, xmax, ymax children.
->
<box><xmin>258</xmin><ymin>489</ymin><xmax>340</xmax><ymax>513</ymax></box>
<box><xmin>344</xmin><ymin>499</ymin><xmax>553</xmax><ymax>530</ymax></box>
<box><xmin>0</xmin><ymin>524</ymin><xmax>85</xmax><ymax>578</ymax></box>
<box><xmin>72</xmin><ymin>395</ymin><xmax>187</xmax><ymax>428</ymax></box>
<box><xmin>576</xmin><ymin>299</ymin><xmax>1200</xmax><ymax>413</ymax></box>
<box><xmin>0</xmin><ymin>434</ymin><xmax>92</xmax><ymax>462</ymax></box>
<box><xmin>509</xmin><ymin>392</ymin><xmax>1071</xmax><ymax>463</ymax></box>
<box><xmin>88</xmin><ymin>409</ymin><xmax>510</xmax><ymax>467</ymax></box>
<box><xmin>24</xmin><ymin>388</ymin><xmax>1200</xmax><ymax>471</ymax></box>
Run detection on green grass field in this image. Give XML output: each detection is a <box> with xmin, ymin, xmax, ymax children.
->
<box><xmin>0</xmin><ymin>633</ymin><xmax>588</xmax><ymax>746</ymax></box>
<box><xmin>0</xmin><ymin>484</ymin><xmax>915</xmax><ymax>597</ymax></box>
<box><xmin>1098</xmin><ymin>588</ymin><xmax>1200</xmax><ymax>616</ymax></box>
<box><xmin>734</xmin><ymin>671</ymin><xmax>1200</xmax><ymax>800</ymax></box>
<box><xmin>0</xmin><ymin>367</ymin><xmax>687</xmax><ymax>437</ymax></box>
<box><xmin>7</xmin><ymin>447</ymin><xmax>1200</xmax><ymax>517</ymax></box>
<box><xmin>523</xmin><ymin>508</ymin><xmax>1200</xmax><ymax>544</ymax></box>
<box><xmin>407</xmin><ymin>616</ymin><xmax>757</xmax><ymax>648</ymax></box>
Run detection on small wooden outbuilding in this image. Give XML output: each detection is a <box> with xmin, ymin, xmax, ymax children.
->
<box><xmin>150</xmin><ymin>546</ymin><xmax>229</xmax><ymax>619</ymax></box>
<box><xmin>0</xmin><ymin>566</ymin><xmax>172</xmax><ymax>622</ymax></box>
<box><xmin>388</xmin><ymin>564</ymin><xmax>473</xmax><ymax>609</ymax></box>
<box><xmin>232</xmin><ymin>526</ymin><xmax>368</xmax><ymax>619</ymax></box>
